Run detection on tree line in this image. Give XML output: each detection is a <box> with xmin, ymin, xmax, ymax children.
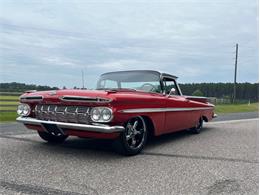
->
<box><xmin>0</xmin><ymin>82</ymin><xmax>258</xmax><ymax>101</ymax></box>
<box><xmin>0</xmin><ymin>82</ymin><xmax>58</xmax><ymax>92</ymax></box>
<box><xmin>179</xmin><ymin>82</ymin><xmax>259</xmax><ymax>101</ymax></box>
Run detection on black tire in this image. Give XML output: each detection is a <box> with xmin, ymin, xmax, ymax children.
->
<box><xmin>37</xmin><ymin>131</ymin><xmax>68</xmax><ymax>143</ymax></box>
<box><xmin>190</xmin><ymin>117</ymin><xmax>203</xmax><ymax>134</ymax></box>
<box><xmin>113</xmin><ymin>116</ymin><xmax>147</xmax><ymax>156</ymax></box>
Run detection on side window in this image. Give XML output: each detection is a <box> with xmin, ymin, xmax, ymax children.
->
<box><xmin>163</xmin><ymin>79</ymin><xmax>180</xmax><ymax>96</ymax></box>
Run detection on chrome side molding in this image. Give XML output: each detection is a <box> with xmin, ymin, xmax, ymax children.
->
<box><xmin>120</xmin><ymin>107</ymin><xmax>213</xmax><ymax>113</ymax></box>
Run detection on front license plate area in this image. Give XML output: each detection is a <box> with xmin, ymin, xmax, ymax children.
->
<box><xmin>42</xmin><ymin>124</ymin><xmax>64</xmax><ymax>136</ymax></box>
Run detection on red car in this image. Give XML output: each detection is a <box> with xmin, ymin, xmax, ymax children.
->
<box><xmin>17</xmin><ymin>70</ymin><xmax>216</xmax><ymax>155</ymax></box>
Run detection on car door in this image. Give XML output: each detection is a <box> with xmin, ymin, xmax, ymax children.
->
<box><xmin>163</xmin><ymin>78</ymin><xmax>194</xmax><ymax>133</ymax></box>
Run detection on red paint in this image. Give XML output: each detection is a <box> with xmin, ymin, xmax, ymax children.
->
<box><xmin>25</xmin><ymin>124</ymin><xmax>44</xmax><ymax>132</ymax></box>
<box><xmin>65</xmin><ymin>129</ymin><xmax>120</xmax><ymax>139</ymax></box>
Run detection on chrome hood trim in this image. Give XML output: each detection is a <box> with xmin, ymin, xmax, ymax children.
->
<box><xmin>60</xmin><ymin>95</ymin><xmax>112</xmax><ymax>103</ymax></box>
<box><xmin>20</xmin><ymin>95</ymin><xmax>43</xmax><ymax>101</ymax></box>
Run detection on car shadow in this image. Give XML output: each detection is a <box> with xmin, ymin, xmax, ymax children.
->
<box><xmin>145</xmin><ymin>126</ymin><xmax>214</xmax><ymax>149</ymax></box>
<box><xmin>37</xmin><ymin>126</ymin><xmax>214</xmax><ymax>158</ymax></box>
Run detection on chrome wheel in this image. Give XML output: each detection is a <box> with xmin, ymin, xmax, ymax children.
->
<box><xmin>113</xmin><ymin>116</ymin><xmax>148</xmax><ymax>155</ymax></box>
<box><xmin>125</xmin><ymin>116</ymin><xmax>146</xmax><ymax>149</ymax></box>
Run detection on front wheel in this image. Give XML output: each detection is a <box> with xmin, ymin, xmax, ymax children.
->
<box><xmin>37</xmin><ymin>131</ymin><xmax>68</xmax><ymax>143</ymax></box>
<box><xmin>113</xmin><ymin>116</ymin><xmax>147</xmax><ymax>156</ymax></box>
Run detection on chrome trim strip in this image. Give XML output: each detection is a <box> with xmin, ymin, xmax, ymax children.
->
<box><xmin>25</xmin><ymin>90</ymin><xmax>37</xmax><ymax>93</ymax></box>
<box><xmin>60</xmin><ymin>95</ymin><xmax>112</xmax><ymax>103</ymax></box>
<box><xmin>20</xmin><ymin>95</ymin><xmax>43</xmax><ymax>101</ymax></box>
<box><xmin>16</xmin><ymin>117</ymin><xmax>124</xmax><ymax>133</ymax></box>
<box><xmin>184</xmin><ymin>96</ymin><xmax>208</xmax><ymax>99</ymax></box>
<box><xmin>120</xmin><ymin>107</ymin><xmax>213</xmax><ymax>113</ymax></box>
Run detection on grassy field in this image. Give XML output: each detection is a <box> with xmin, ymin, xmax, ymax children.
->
<box><xmin>0</xmin><ymin>95</ymin><xmax>19</xmax><ymax>100</ymax></box>
<box><xmin>215</xmin><ymin>103</ymin><xmax>259</xmax><ymax>114</ymax></box>
<box><xmin>0</xmin><ymin>112</ymin><xmax>18</xmax><ymax>122</ymax></box>
<box><xmin>0</xmin><ymin>101</ymin><xmax>19</xmax><ymax>105</ymax></box>
<box><xmin>0</xmin><ymin>94</ymin><xmax>19</xmax><ymax>122</ymax></box>
<box><xmin>0</xmin><ymin>107</ymin><xmax>17</xmax><ymax>111</ymax></box>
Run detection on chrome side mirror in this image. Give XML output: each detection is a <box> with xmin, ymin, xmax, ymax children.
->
<box><xmin>168</xmin><ymin>88</ymin><xmax>176</xmax><ymax>97</ymax></box>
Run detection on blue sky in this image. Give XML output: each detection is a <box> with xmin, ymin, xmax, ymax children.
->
<box><xmin>0</xmin><ymin>0</ymin><xmax>258</xmax><ymax>89</ymax></box>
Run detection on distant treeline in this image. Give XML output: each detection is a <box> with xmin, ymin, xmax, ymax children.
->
<box><xmin>179</xmin><ymin>83</ymin><xmax>259</xmax><ymax>101</ymax></box>
<box><xmin>0</xmin><ymin>82</ymin><xmax>258</xmax><ymax>101</ymax></box>
<box><xmin>0</xmin><ymin>82</ymin><xmax>58</xmax><ymax>93</ymax></box>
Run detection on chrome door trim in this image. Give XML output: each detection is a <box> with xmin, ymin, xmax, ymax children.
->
<box><xmin>120</xmin><ymin>107</ymin><xmax>213</xmax><ymax>113</ymax></box>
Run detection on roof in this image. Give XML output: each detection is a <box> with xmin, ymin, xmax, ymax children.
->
<box><xmin>161</xmin><ymin>73</ymin><xmax>178</xmax><ymax>79</ymax></box>
<box><xmin>101</xmin><ymin>70</ymin><xmax>178</xmax><ymax>79</ymax></box>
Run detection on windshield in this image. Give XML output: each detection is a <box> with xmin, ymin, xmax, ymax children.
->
<box><xmin>96</xmin><ymin>71</ymin><xmax>162</xmax><ymax>93</ymax></box>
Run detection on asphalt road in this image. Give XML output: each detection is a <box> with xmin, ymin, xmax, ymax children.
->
<box><xmin>213</xmin><ymin>112</ymin><xmax>258</xmax><ymax>122</ymax></box>
<box><xmin>0</xmin><ymin>117</ymin><xmax>258</xmax><ymax>194</ymax></box>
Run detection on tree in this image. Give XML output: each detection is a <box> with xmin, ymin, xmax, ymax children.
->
<box><xmin>192</xmin><ymin>89</ymin><xmax>204</xmax><ymax>97</ymax></box>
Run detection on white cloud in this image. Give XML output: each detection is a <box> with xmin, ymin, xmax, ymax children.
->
<box><xmin>0</xmin><ymin>0</ymin><xmax>258</xmax><ymax>88</ymax></box>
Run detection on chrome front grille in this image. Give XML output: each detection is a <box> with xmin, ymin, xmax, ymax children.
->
<box><xmin>35</xmin><ymin>104</ymin><xmax>91</xmax><ymax>124</ymax></box>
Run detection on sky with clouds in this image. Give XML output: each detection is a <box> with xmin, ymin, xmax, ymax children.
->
<box><xmin>0</xmin><ymin>0</ymin><xmax>258</xmax><ymax>89</ymax></box>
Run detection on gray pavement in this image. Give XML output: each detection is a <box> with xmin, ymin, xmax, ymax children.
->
<box><xmin>0</xmin><ymin>117</ymin><xmax>258</xmax><ymax>194</ymax></box>
<box><xmin>213</xmin><ymin>112</ymin><xmax>258</xmax><ymax>122</ymax></box>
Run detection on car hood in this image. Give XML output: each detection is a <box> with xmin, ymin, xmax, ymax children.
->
<box><xmin>20</xmin><ymin>89</ymin><xmax>165</xmax><ymax>106</ymax></box>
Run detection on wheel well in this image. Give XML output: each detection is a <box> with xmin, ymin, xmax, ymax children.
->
<box><xmin>202</xmin><ymin>116</ymin><xmax>208</xmax><ymax>122</ymax></box>
<box><xmin>141</xmin><ymin>115</ymin><xmax>155</xmax><ymax>137</ymax></box>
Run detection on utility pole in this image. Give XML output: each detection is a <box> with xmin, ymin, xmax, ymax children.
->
<box><xmin>233</xmin><ymin>43</ymin><xmax>238</xmax><ymax>103</ymax></box>
<box><xmin>81</xmin><ymin>70</ymin><xmax>85</xmax><ymax>89</ymax></box>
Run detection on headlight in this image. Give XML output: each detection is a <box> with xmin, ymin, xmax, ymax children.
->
<box><xmin>17</xmin><ymin>103</ymin><xmax>31</xmax><ymax>116</ymax></box>
<box><xmin>90</xmin><ymin>107</ymin><xmax>113</xmax><ymax>122</ymax></box>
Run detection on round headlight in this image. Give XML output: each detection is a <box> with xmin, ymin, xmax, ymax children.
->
<box><xmin>91</xmin><ymin>108</ymin><xmax>101</xmax><ymax>121</ymax></box>
<box><xmin>101</xmin><ymin>108</ymin><xmax>112</xmax><ymax>121</ymax></box>
<box><xmin>90</xmin><ymin>107</ymin><xmax>113</xmax><ymax>122</ymax></box>
<box><xmin>17</xmin><ymin>104</ymin><xmax>31</xmax><ymax>116</ymax></box>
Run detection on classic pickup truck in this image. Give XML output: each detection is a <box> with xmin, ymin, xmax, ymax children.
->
<box><xmin>17</xmin><ymin>70</ymin><xmax>216</xmax><ymax>155</ymax></box>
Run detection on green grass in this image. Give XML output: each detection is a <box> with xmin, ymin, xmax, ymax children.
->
<box><xmin>215</xmin><ymin>103</ymin><xmax>259</xmax><ymax>114</ymax></box>
<box><xmin>0</xmin><ymin>106</ymin><xmax>17</xmax><ymax>111</ymax></box>
<box><xmin>0</xmin><ymin>112</ymin><xmax>17</xmax><ymax>122</ymax></box>
<box><xmin>0</xmin><ymin>95</ymin><xmax>19</xmax><ymax>100</ymax></box>
<box><xmin>0</xmin><ymin>94</ymin><xmax>19</xmax><ymax>122</ymax></box>
<box><xmin>0</xmin><ymin>101</ymin><xmax>18</xmax><ymax>105</ymax></box>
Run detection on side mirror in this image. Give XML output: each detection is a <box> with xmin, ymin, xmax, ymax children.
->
<box><xmin>168</xmin><ymin>88</ymin><xmax>176</xmax><ymax>97</ymax></box>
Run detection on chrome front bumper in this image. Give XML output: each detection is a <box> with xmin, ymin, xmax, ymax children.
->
<box><xmin>16</xmin><ymin>117</ymin><xmax>124</xmax><ymax>133</ymax></box>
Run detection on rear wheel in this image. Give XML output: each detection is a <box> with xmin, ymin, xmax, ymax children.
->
<box><xmin>113</xmin><ymin>116</ymin><xmax>147</xmax><ymax>156</ymax></box>
<box><xmin>37</xmin><ymin>131</ymin><xmax>68</xmax><ymax>143</ymax></box>
<box><xmin>190</xmin><ymin>117</ymin><xmax>203</xmax><ymax>134</ymax></box>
